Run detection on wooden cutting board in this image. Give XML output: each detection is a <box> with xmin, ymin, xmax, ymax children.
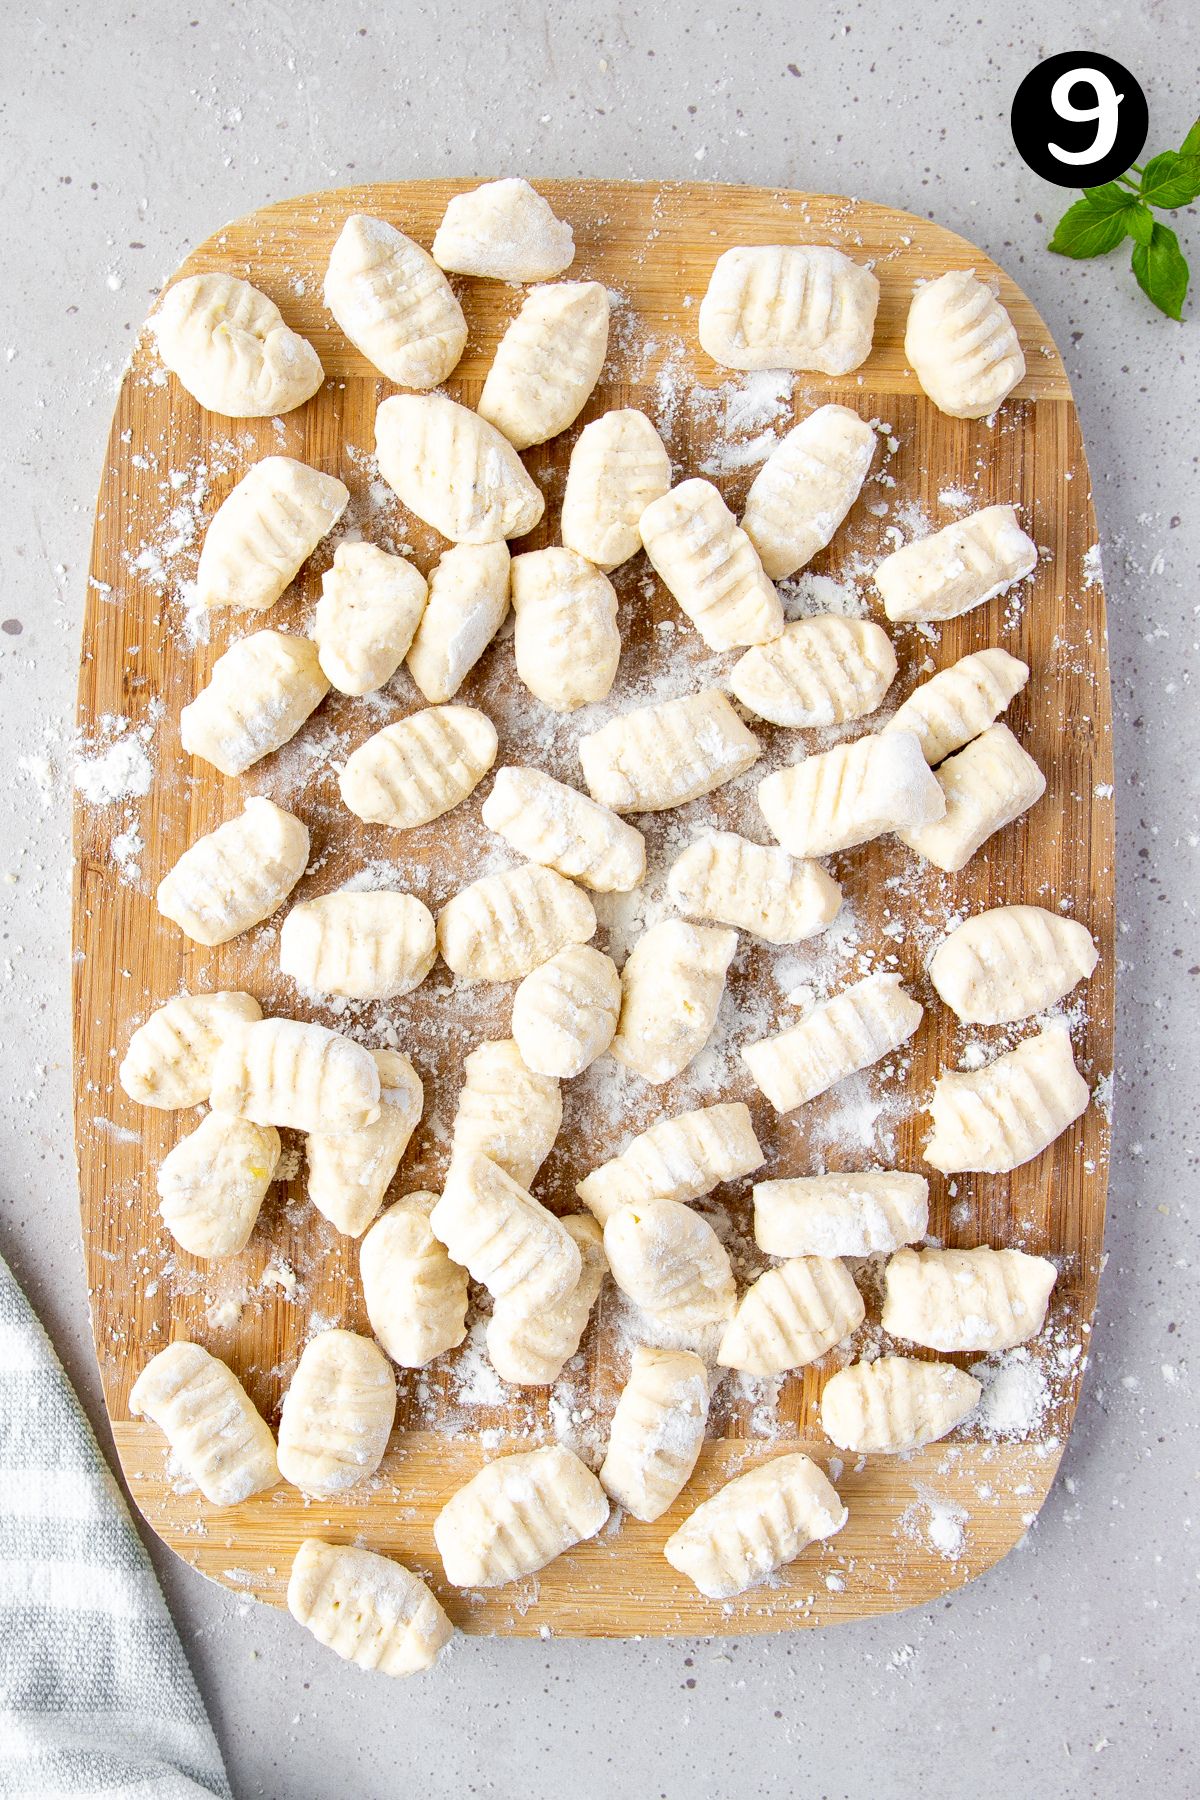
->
<box><xmin>73</xmin><ymin>181</ymin><xmax>1113</xmax><ymax>1637</ymax></box>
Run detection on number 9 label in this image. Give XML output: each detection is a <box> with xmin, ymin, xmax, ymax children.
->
<box><xmin>1011</xmin><ymin>52</ymin><xmax>1148</xmax><ymax>186</ymax></box>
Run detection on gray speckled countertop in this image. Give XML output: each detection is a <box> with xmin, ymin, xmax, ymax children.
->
<box><xmin>1</xmin><ymin>5</ymin><xmax>1196</xmax><ymax>1796</ymax></box>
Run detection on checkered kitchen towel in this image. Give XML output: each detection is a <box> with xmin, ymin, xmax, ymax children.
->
<box><xmin>0</xmin><ymin>1251</ymin><xmax>231</xmax><ymax>1799</ymax></box>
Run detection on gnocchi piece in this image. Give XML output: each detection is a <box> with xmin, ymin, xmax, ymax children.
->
<box><xmin>151</xmin><ymin>272</ymin><xmax>323</xmax><ymax>417</ymax></box>
<box><xmin>374</xmin><ymin>393</ymin><xmax>544</xmax><ymax>544</ymax></box>
<box><xmin>742</xmin><ymin>973</ymin><xmax>923</xmax><ymax>1115</ymax></box>
<box><xmin>929</xmin><ymin>904</ymin><xmax>1099</xmax><ymax>1025</ymax></box>
<box><xmin>882</xmin><ymin>647</ymin><xmax>1029</xmax><ymax>765</ymax></box>
<box><xmin>638</xmin><ymin>479</ymin><xmax>783</xmax><ymax>650</ymax></box>
<box><xmin>276</xmin><ymin>1330</ymin><xmax>397</xmax><ymax>1497</ymax></box>
<box><xmin>598</xmin><ymin>1346</ymin><xmax>710</xmax><ymax>1522</ymax></box>
<box><xmin>717</xmin><ymin>1257</ymin><xmax>865</xmax><ymax>1376</ymax></box>
<box><xmin>666</xmin><ymin>831</ymin><xmax>842</xmax><ymax>944</ymax></box>
<box><xmin>305</xmin><ymin>1049</ymin><xmax>423</xmax><ymax>1237</ymax></box>
<box><xmin>431</xmin><ymin>177</ymin><xmax>575</xmax><ymax>282</ymax></box>
<box><xmin>279</xmin><ymin>890</ymin><xmax>437</xmax><ymax>1001</ymax></box>
<box><xmin>119</xmin><ymin>991</ymin><xmax>262</xmax><ymax>1110</ymax></box>
<box><xmin>561</xmin><ymin>408</ymin><xmax>671</xmax><ymax>570</ymax></box>
<box><xmin>874</xmin><ymin>505</ymin><xmax>1037</xmax><ymax>624</ymax></box>
<box><xmin>740</xmin><ymin>404</ymin><xmax>877</xmax><ymax>580</ymax></box>
<box><xmin>210</xmin><ymin>1017</ymin><xmax>381</xmax><ymax>1134</ymax></box>
<box><xmin>434</xmin><ymin>1446</ymin><xmax>608</xmax><ymax>1588</ymax></box>
<box><xmin>180</xmin><ymin>631</ymin><xmax>329</xmax><ymax>776</ymax></box>
<box><xmin>729</xmin><ymin>616</ymin><xmax>897</xmax><ymax>729</ymax></box>
<box><xmin>487</xmin><ymin>1215</ymin><xmax>608</xmax><ymax>1386</ymax></box>
<box><xmin>924</xmin><ymin>1025</ymin><xmax>1089</xmax><ymax>1175</ymax></box>
<box><xmin>899</xmin><ymin>722</ymin><xmax>1045</xmax><ymax>872</ymax></box>
<box><xmin>609</xmin><ymin>920</ymin><xmax>737</xmax><ymax>1086</ymax></box>
<box><xmin>322</xmin><ymin>213</ymin><xmax>466</xmax><ymax>389</ymax></box>
<box><xmin>510</xmin><ymin>944</ymin><xmax>621</xmax><ymax>1078</ymax></box>
<box><xmin>437</xmin><ymin>864</ymin><xmax>596</xmax><ymax>983</ymax></box>
<box><xmin>752</xmin><ymin>1172</ymin><xmax>929</xmax><ymax>1259</ymax></box>
<box><xmin>156</xmin><ymin>1111</ymin><xmax>280</xmax><ymax>1259</ymax></box>
<box><xmin>194</xmin><ymin>457</ymin><xmax>349</xmax><ymax>612</ymax></box>
<box><xmin>603</xmin><ymin>1198</ymin><xmax>736</xmax><ymax>1333</ymax></box>
<box><xmin>449</xmin><ymin>1039</ymin><xmax>562</xmax><ymax>1188</ymax></box>
<box><xmin>287</xmin><ymin>1538</ymin><xmax>453</xmax><ymax>1678</ymax></box>
<box><xmin>429</xmin><ymin>1153</ymin><xmax>581</xmax><ymax>1315</ymax></box>
<box><xmin>510</xmin><ymin>547</ymin><xmax>620</xmax><ymax>711</ymax></box>
<box><xmin>905</xmin><ymin>270</ymin><xmax>1025</xmax><ymax>420</ymax></box>
<box><xmin>821</xmin><ymin>1355</ymin><xmax>982</xmax><ymax>1455</ymax></box>
<box><xmin>757</xmin><ymin>730</ymin><xmax>943</xmax><ymax>859</ymax></box>
<box><xmin>664</xmin><ymin>1453</ymin><xmax>847</xmax><ymax>1600</ymax></box>
<box><xmin>577</xmin><ymin>1102</ymin><xmax>763</xmax><ymax>1225</ymax></box>
<box><xmin>312</xmin><ymin>542</ymin><xmax>429</xmax><ymax>696</ymax></box>
<box><xmin>481</xmin><ymin>766</ymin><xmax>646</xmax><ymax>894</ymax></box>
<box><xmin>579</xmin><ymin>689</ymin><xmax>760</xmax><ymax>814</ymax></box>
<box><xmin>129</xmin><ymin>1341</ymin><xmax>279</xmax><ymax>1506</ymax></box>
<box><xmin>360</xmin><ymin>1193</ymin><xmax>469</xmax><ymax>1366</ymax></box>
<box><xmin>698</xmin><ymin>245</ymin><xmax>879</xmax><ymax>375</ymax></box>
<box><xmin>406</xmin><ymin>542</ymin><xmax>511</xmax><ymax>704</ymax></box>
<box><xmin>339</xmin><ymin>705</ymin><xmax>498</xmax><ymax>832</ymax></box>
<box><xmin>881</xmin><ymin>1245</ymin><xmax>1058</xmax><ymax>1352</ymax></box>
<box><xmin>156</xmin><ymin>796</ymin><xmax>309</xmax><ymax>947</ymax></box>
<box><xmin>478</xmin><ymin>282</ymin><xmax>609</xmax><ymax>450</ymax></box>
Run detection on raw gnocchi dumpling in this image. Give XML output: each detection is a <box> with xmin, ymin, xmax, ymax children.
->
<box><xmin>666</xmin><ymin>832</ymin><xmax>842</xmax><ymax>944</ymax></box>
<box><xmin>598</xmin><ymin>1346</ymin><xmax>710</xmax><ymax>1522</ymax></box>
<box><xmin>882</xmin><ymin>647</ymin><xmax>1029</xmax><ymax>765</ymax></box>
<box><xmin>698</xmin><ymin>245</ymin><xmax>879</xmax><ymax>374</ymax></box>
<box><xmin>905</xmin><ymin>270</ymin><xmax>1025</xmax><ymax>420</ymax></box>
<box><xmin>752</xmin><ymin>1172</ymin><xmax>929</xmax><ymax>1258</ymax></box>
<box><xmin>882</xmin><ymin>1245</ymin><xmax>1057</xmax><ymax>1352</ymax></box>
<box><xmin>487</xmin><ymin>1215</ymin><xmax>607</xmax><ymax>1386</ymax></box>
<box><xmin>449</xmin><ymin>1039</ymin><xmax>562</xmax><ymax>1188</ymax></box>
<box><xmin>757</xmin><ymin>730</ymin><xmax>943</xmax><ymax>859</ymax></box>
<box><xmin>151</xmin><ymin>273</ymin><xmax>324</xmax><ymax>417</ymax></box>
<box><xmin>663</xmin><ymin>1453</ymin><xmax>847</xmax><ymax>1600</ymax></box>
<box><xmin>874</xmin><ymin>505</ymin><xmax>1037</xmax><ymax>624</ymax></box>
<box><xmin>156</xmin><ymin>1110</ymin><xmax>280</xmax><ymax>1259</ymax></box>
<box><xmin>510</xmin><ymin>547</ymin><xmax>620</xmax><ymax>711</ymax></box>
<box><xmin>129</xmin><ymin>1341</ymin><xmax>279</xmax><ymax>1506</ymax></box>
<box><xmin>277</xmin><ymin>1330</ymin><xmax>397</xmax><ymax>1497</ymax></box>
<box><xmin>339</xmin><ymin>705</ymin><xmax>498</xmax><ymax>832</ymax></box>
<box><xmin>431</xmin><ymin>178</ymin><xmax>575</xmax><ymax>282</ymax></box>
<box><xmin>375</xmin><ymin>394</ymin><xmax>544</xmax><ymax>544</ymax></box>
<box><xmin>577</xmin><ymin>1102</ymin><xmax>763</xmax><ymax>1224</ymax></box>
<box><xmin>194</xmin><ymin>457</ymin><xmax>349</xmax><ymax>612</ymax></box>
<box><xmin>437</xmin><ymin>864</ymin><xmax>596</xmax><ymax>983</ymax></box>
<box><xmin>430</xmin><ymin>1153</ymin><xmax>581</xmax><ymax>1315</ymax></box>
<box><xmin>610</xmin><ymin>920</ymin><xmax>737</xmax><ymax>1086</ymax></box>
<box><xmin>639</xmin><ymin>479</ymin><xmax>783</xmax><ymax>651</ymax></box>
<box><xmin>360</xmin><ymin>1192</ymin><xmax>469</xmax><ymax>1366</ymax></box>
<box><xmin>729</xmin><ymin>616</ymin><xmax>896</xmax><ymax>729</ymax></box>
<box><xmin>929</xmin><ymin>904</ymin><xmax>1098</xmax><ymax>1025</ymax></box>
<box><xmin>323</xmin><ymin>213</ymin><xmax>467</xmax><ymax>389</ymax></box>
<box><xmin>181</xmin><ymin>631</ymin><xmax>328</xmax><ymax>777</ymax></box>
<box><xmin>305</xmin><ymin>1049</ymin><xmax>423</xmax><ymax>1237</ymax></box>
<box><xmin>119</xmin><ymin>991</ymin><xmax>262</xmax><ymax>1109</ymax></box>
<box><xmin>210</xmin><ymin>1017</ymin><xmax>381</xmax><ymax>1133</ymax></box>
<box><xmin>511</xmin><ymin>944</ymin><xmax>621</xmax><ymax>1078</ymax></box>
<box><xmin>924</xmin><ymin>1025</ymin><xmax>1089</xmax><ymax>1175</ymax></box>
<box><xmin>742</xmin><ymin>973</ymin><xmax>923</xmax><ymax>1115</ymax></box>
<box><xmin>717</xmin><ymin>1257</ymin><xmax>865</xmax><ymax>1376</ymax></box>
<box><xmin>406</xmin><ymin>543</ymin><xmax>511</xmax><ymax>704</ymax></box>
<box><xmin>481</xmin><ymin>766</ymin><xmax>646</xmax><ymax>894</ymax></box>
<box><xmin>280</xmin><ymin>890</ymin><xmax>436</xmax><ymax>1001</ymax></box>
<box><xmin>287</xmin><ymin>1538</ymin><xmax>453</xmax><ymax>1678</ymax></box>
<box><xmin>740</xmin><ymin>405</ymin><xmax>877</xmax><ymax>580</ymax></box>
<box><xmin>312</xmin><ymin>542</ymin><xmax>429</xmax><ymax>696</ymax></box>
<box><xmin>603</xmin><ymin>1198</ymin><xmax>736</xmax><ymax>1333</ymax></box>
<box><xmin>561</xmin><ymin>408</ymin><xmax>671</xmax><ymax>570</ymax></box>
<box><xmin>434</xmin><ymin>1447</ymin><xmax>608</xmax><ymax>1589</ymax></box>
<box><xmin>899</xmin><ymin>722</ymin><xmax>1045</xmax><ymax>872</ymax></box>
<box><xmin>821</xmin><ymin>1355</ymin><xmax>982</xmax><ymax>1454</ymax></box>
<box><xmin>156</xmin><ymin>797</ymin><xmax>309</xmax><ymax>946</ymax></box>
<box><xmin>478</xmin><ymin>282</ymin><xmax>609</xmax><ymax>450</ymax></box>
<box><xmin>579</xmin><ymin>689</ymin><xmax>760</xmax><ymax>814</ymax></box>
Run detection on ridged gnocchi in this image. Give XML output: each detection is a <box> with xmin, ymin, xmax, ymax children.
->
<box><xmin>481</xmin><ymin>766</ymin><xmax>646</xmax><ymax>894</ymax></box>
<box><xmin>305</xmin><ymin>1049</ymin><xmax>423</xmax><ymax>1237</ymax></box>
<box><xmin>312</xmin><ymin>541</ymin><xmax>429</xmax><ymax>696</ymax></box>
<box><xmin>929</xmin><ymin>904</ymin><xmax>1098</xmax><ymax>1024</ymax></box>
<box><xmin>561</xmin><ymin>408</ymin><xmax>671</xmax><ymax>570</ymax></box>
<box><xmin>360</xmin><ymin>1193</ymin><xmax>469</xmax><ymax>1367</ymax></box>
<box><xmin>434</xmin><ymin>1446</ymin><xmax>609</xmax><ymax>1588</ymax></box>
<box><xmin>752</xmin><ymin>1172</ymin><xmax>929</xmax><ymax>1258</ymax></box>
<box><xmin>156</xmin><ymin>1110</ymin><xmax>280</xmax><ymax>1259</ymax></box>
<box><xmin>276</xmin><ymin>1330</ymin><xmax>397</xmax><ymax>1497</ymax></box>
<box><xmin>757</xmin><ymin>730</ymin><xmax>943</xmax><ymax>859</ymax></box>
<box><xmin>194</xmin><ymin>457</ymin><xmax>348</xmax><ymax>612</ymax></box>
<box><xmin>598</xmin><ymin>1346</ymin><xmax>710</xmax><ymax>1522</ymax></box>
<box><xmin>905</xmin><ymin>270</ymin><xmax>1025</xmax><ymax>420</ymax></box>
<box><xmin>478</xmin><ymin>281</ymin><xmax>609</xmax><ymax>450</ymax></box>
<box><xmin>639</xmin><ymin>478</ymin><xmax>783</xmax><ymax>650</ymax></box>
<box><xmin>129</xmin><ymin>1341</ymin><xmax>279</xmax><ymax>1506</ymax></box>
<box><xmin>279</xmin><ymin>890</ymin><xmax>436</xmax><ymax>1000</ymax></box>
<box><xmin>323</xmin><ymin>213</ymin><xmax>466</xmax><ymax>389</ymax></box>
<box><xmin>925</xmin><ymin>1025</ymin><xmax>1089</xmax><ymax>1174</ymax></box>
<box><xmin>729</xmin><ymin>616</ymin><xmax>896</xmax><ymax>729</ymax></box>
<box><xmin>899</xmin><ymin>722</ymin><xmax>1045</xmax><ymax>872</ymax></box>
<box><xmin>666</xmin><ymin>831</ymin><xmax>842</xmax><ymax>944</ymax></box>
<box><xmin>180</xmin><ymin>631</ymin><xmax>329</xmax><ymax>776</ymax></box>
<box><xmin>742</xmin><ymin>973</ymin><xmax>923</xmax><ymax>1114</ymax></box>
<box><xmin>610</xmin><ymin>920</ymin><xmax>737</xmax><ymax>1086</ymax></box>
<box><xmin>429</xmin><ymin>1153</ymin><xmax>581</xmax><ymax>1316</ymax></box>
<box><xmin>210</xmin><ymin>1016</ymin><xmax>381</xmax><ymax>1133</ymax></box>
<box><xmin>511</xmin><ymin>944</ymin><xmax>621</xmax><ymax>1078</ymax></box>
<box><xmin>151</xmin><ymin>273</ymin><xmax>323</xmax><ymax>417</ymax></box>
<box><xmin>431</xmin><ymin>178</ymin><xmax>574</xmax><ymax>282</ymax></box>
<box><xmin>821</xmin><ymin>1355</ymin><xmax>982</xmax><ymax>1454</ymax></box>
<box><xmin>717</xmin><ymin>1257</ymin><xmax>865</xmax><ymax>1376</ymax></box>
<box><xmin>437</xmin><ymin>864</ymin><xmax>596</xmax><ymax>983</ymax></box>
<box><xmin>579</xmin><ymin>689</ymin><xmax>760</xmax><ymax>814</ymax></box>
<box><xmin>375</xmin><ymin>394</ymin><xmax>544</xmax><ymax>544</ymax></box>
<box><xmin>510</xmin><ymin>547</ymin><xmax>621</xmax><ymax>711</ymax></box>
<box><xmin>339</xmin><ymin>705</ymin><xmax>498</xmax><ymax>832</ymax></box>
<box><xmin>882</xmin><ymin>647</ymin><xmax>1029</xmax><ymax>765</ymax></box>
<box><xmin>740</xmin><ymin>404</ymin><xmax>876</xmax><ymax>580</ymax></box>
<box><xmin>664</xmin><ymin>1453</ymin><xmax>847</xmax><ymax>1599</ymax></box>
<box><xmin>487</xmin><ymin>1215</ymin><xmax>607</xmax><ymax>1385</ymax></box>
<box><xmin>406</xmin><ymin>542</ymin><xmax>511</xmax><ymax>704</ymax></box>
<box><xmin>874</xmin><ymin>505</ymin><xmax>1037</xmax><ymax>624</ymax></box>
<box><xmin>156</xmin><ymin>797</ymin><xmax>309</xmax><ymax>946</ymax></box>
<box><xmin>882</xmin><ymin>1245</ymin><xmax>1057</xmax><ymax>1352</ymax></box>
<box><xmin>698</xmin><ymin>245</ymin><xmax>879</xmax><ymax>375</ymax></box>
<box><xmin>577</xmin><ymin>1102</ymin><xmax>763</xmax><ymax>1224</ymax></box>
<box><xmin>449</xmin><ymin>1038</ymin><xmax>562</xmax><ymax>1188</ymax></box>
<box><xmin>287</xmin><ymin>1538</ymin><xmax>453</xmax><ymax>1678</ymax></box>
<box><xmin>603</xmin><ymin>1197</ymin><xmax>736</xmax><ymax>1333</ymax></box>
<box><xmin>119</xmin><ymin>991</ymin><xmax>262</xmax><ymax>1109</ymax></box>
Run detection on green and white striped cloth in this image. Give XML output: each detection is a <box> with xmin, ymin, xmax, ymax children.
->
<box><xmin>0</xmin><ymin>1251</ymin><xmax>231</xmax><ymax>1800</ymax></box>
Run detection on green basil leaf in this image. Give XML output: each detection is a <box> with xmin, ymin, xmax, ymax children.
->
<box><xmin>1130</xmin><ymin>222</ymin><xmax>1190</xmax><ymax>320</ymax></box>
<box><xmin>1048</xmin><ymin>198</ymin><xmax>1130</xmax><ymax>259</ymax></box>
<box><xmin>1179</xmin><ymin>118</ymin><xmax>1200</xmax><ymax>160</ymax></box>
<box><xmin>1082</xmin><ymin>181</ymin><xmax>1141</xmax><ymax>214</ymax></box>
<box><xmin>1124</xmin><ymin>203</ymin><xmax>1155</xmax><ymax>246</ymax></box>
<box><xmin>1140</xmin><ymin>150</ymin><xmax>1200</xmax><ymax>209</ymax></box>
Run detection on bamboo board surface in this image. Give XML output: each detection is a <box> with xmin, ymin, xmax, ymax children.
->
<box><xmin>73</xmin><ymin>181</ymin><xmax>1113</xmax><ymax>1637</ymax></box>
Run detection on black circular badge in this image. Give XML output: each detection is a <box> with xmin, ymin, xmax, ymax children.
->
<box><xmin>1011</xmin><ymin>53</ymin><xmax>1148</xmax><ymax>187</ymax></box>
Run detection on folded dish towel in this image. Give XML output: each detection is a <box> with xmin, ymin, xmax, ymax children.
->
<box><xmin>0</xmin><ymin>1250</ymin><xmax>231</xmax><ymax>1799</ymax></box>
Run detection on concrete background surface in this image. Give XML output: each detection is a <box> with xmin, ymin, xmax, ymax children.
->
<box><xmin>1</xmin><ymin>3</ymin><xmax>1196</xmax><ymax>1795</ymax></box>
